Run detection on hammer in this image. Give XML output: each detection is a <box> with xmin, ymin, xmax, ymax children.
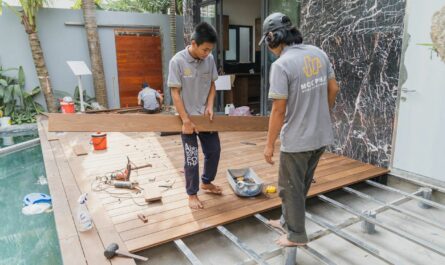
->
<box><xmin>104</xmin><ymin>243</ymin><xmax>148</xmax><ymax>261</ymax></box>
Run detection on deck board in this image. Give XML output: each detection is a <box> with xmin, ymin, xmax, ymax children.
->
<box><xmin>38</xmin><ymin>116</ymin><xmax>389</xmax><ymax>254</ymax></box>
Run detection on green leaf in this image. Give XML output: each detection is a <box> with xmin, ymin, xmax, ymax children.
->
<box><xmin>5</xmin><ymin>103</ymin><xmax>14</xmax><ymax>116</ymax></box>
<box><xmin>3</xmin><ymin>86</ymin><xmax>12</xmax><ymax>103</ymax></box>
<box><xmin>18</xmin><ymin>66</ymin><xmax>25</xmax><ymax>86</ymax></box>
<box><xmin>23</xmin><ymin>91</ymin><xmax>31</xmax><ymax>98</ymax></box>
<box><xmin>13</xmin><ymin>84</ymin><xmax>22</xmax><ymax>97</ymax></box>
<box><xmin>74</xmin><ymin>86</ymin><xmax>80</xmax><ymax>100</ymax></box>
<box><xmin>31</xmin><ymin>86</ymin><xmax>41</xmax><ymax>96</ymax></box>
<box><xmin>417</xmin><ymin>43</ymin><xmax>434</xmax><ymax>47</ymax></box>
<box><xmin>0</xmin><ymin>67</ymin><xmax>18</xmax><ymax>74</ymax></box>
<box><xmin>0</xmin><ymin>79</ymin><xmax>7</xmax><ymax>86</ymax></box>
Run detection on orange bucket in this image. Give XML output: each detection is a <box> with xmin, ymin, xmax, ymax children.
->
<box><xmin>91</xmin><ymin>132</ymin><xmax>107</xmax><ymax>150</ymax></box>
<box><xmin>60</xmin><ymin>101</ymin><xmax>75</xmax><ymax>113</ymax></box>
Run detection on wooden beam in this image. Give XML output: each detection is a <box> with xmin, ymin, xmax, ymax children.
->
<box><xmin>47</xmin><ymin>113</ymin><xmax>269</xmax><ymax>132</ymax></box>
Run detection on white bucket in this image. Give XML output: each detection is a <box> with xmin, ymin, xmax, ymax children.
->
<box><xmin>0</xmin><ymin>117</ymin><xmax>11</xmax><ymax>127</ymax></box>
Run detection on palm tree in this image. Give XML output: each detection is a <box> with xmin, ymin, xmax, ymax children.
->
<box><xmin>4</xmin><ymin>0</ymin><xmax>57</xmax><ymax>112</ymax></box>
<box><xmin>81</xmin><ymin>0</ymin><xmax>108</xmax><ymax>107</ymax></box>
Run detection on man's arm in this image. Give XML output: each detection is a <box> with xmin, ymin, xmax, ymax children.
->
<box><xmin>327</xmin><ymin>79</ymin><xmax>340</xmax><ymax>111</ymax></box>
<box><xmin>264</xmin><ymin>99</ymin><xmax>287</xmax><ymax>165</ymax></box>
<box><xmin>204</xmin><ymin>81</ymin><xmax>216</xmax><ymax>120</ymax></box>
<box><xmin>157</xmin><ymin>94</ymin><xmax>164</xmax><ymax>108</ymax></box>
<box><xmin>171</xmin><ymin>87</ymin><xmax>197</xmax><ymax>134</ymax></box>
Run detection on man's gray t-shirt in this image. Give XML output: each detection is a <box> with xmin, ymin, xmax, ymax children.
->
<box><xmin>268</xmin><ymin>44</ymin><xmax>336</xmax><ymax>153</ymax></box>
<box><xmin>138</xmin><ymin>87</ymin><xmax>160</xmax><ymax>110</ymax></box>
<box><xmin>167</xmin><ymin>46</ymin><xmax>218</xmax><ymax>115</ymax></box>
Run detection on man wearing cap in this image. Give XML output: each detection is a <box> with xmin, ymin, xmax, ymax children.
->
<box><xmin>168</xmin><ymin>22</ymin><xmax>222</xmax><ymax>209</ymax></box>
<box><xmin>260</xmin><ymin>13</ymin><xmax>340</xmax><ymax>246</ymax></box>
<box><xmin>138</xmin><ymin>82</ymin><xmax>163</xmax><ymax>114</ymax></box>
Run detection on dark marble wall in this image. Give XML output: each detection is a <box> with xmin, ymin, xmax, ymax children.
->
<box><xmin>300</xmin><ymin>0</ymin><xmax>406</xmax><ymax>167</ymax></box>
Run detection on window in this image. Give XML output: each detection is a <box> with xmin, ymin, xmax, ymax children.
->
<box><xmin>224</xmin><ymin>25</ymin><xmax>253</xmax><ymax>63</ymax></box>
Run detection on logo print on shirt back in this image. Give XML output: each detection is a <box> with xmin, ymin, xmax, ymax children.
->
<box><xmin>303</xmin><ymin>56</ymin><xmax>322</xmax><ymax>78</ymax></box>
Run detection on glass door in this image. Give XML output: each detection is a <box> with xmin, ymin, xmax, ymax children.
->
<box><xmin>261</xmin><ymin>0</ymin><xmax>300</xmax><ymax>115</ymax></box>
<box><xmin>198</xmin><ymin>0</ymin><xmax>224</xmax><ymax>111</ymax></box>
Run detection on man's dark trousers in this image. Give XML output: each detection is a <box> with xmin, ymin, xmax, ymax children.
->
<box><xmin>181</xmin><ymin>132</ymin><xmax>221</xmax><ymax>195</ymax></box>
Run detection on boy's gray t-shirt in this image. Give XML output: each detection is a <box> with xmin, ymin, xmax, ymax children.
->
<box><xmin>268</xmin><ymin>44</ymin><xmax>336</xmax><ymax>153</ymax></box>
<box><xmin>167</xmin><ymin>47</ymin><xmax>218</xmax><ymax>115</ymax></box>
<box><xmin>138</xmin><ymin>87</ymin><xmax>160</xmax><ymax>110</ymax></box>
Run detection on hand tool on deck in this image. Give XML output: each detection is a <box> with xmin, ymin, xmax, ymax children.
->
<box><xmin>110</xmin><ymin>157</ymin><xmax>132</xmax><ymax>181</ymax></box>
<box><xmin>112</xmin><ymin>180</ymin><xmax>139</xmax><ymax>189</ymax></box>
<box><xmin>104</xmin><ymin>243</ymin><xmax>148</xmax><ymax>261</ymax></box>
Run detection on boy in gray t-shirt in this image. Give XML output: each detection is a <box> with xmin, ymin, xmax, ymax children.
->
<box><xmin>259</xmin><ymin>13</ymin><xmax>340</xmax><ymax>247</ymax></box>
<box><xmin>167</xmin><ymin>22</ymin><xmax>222</xmax><ymax>209</ymax></box>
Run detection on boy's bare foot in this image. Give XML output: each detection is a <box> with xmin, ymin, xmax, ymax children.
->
<box><xmin>267</xmin><ymin>219</ymin><xmax>285</xmax><ymax>232</ymax></box>
<box><xmin>201</xmin><ymin>183</ymin><xmax>222</xmax><ymax>194</ymax></box>
<box><xmin>274</xmin><ymin>234</ymin><xmax>307</xmax><ymax>247</ymax></box>
<box><xmin>188</xmin><ymin>195</ymin><xmax>203</xmax><ymax>209</ymax></box>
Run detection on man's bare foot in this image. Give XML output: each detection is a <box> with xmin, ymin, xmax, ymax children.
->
<box><xmin>188</xmin><ymin>195</ymin><xmax>203</xmax><ymax>209</ymax></box>
<box><xmin>274</xmin><ymin>234</ymin><xmax>307</xmax><ymax>247</ymax></box>
<box><xmin>201</xmin><ymin>183</ymin><xmax>222</xmax><ymax>194</ymax></box>
<box><xmin>267</xmin><ymin>219</ymin><xmax>285</xmax><ymax>232</ymax></box>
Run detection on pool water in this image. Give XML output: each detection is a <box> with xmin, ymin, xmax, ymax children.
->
<box><xmin>0</xmin><ymin>145</ymin><xmax>62</xmax><ymax>265</ymax></box>
<box><xmin>0</xmin><ymin>131</ymin><xmax>39</xmax><ymax>148</ymax></box>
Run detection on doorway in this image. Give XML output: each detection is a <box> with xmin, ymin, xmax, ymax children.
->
<box><xmin>196</xmin><ymin>0</ymin><xmax>301</xmax><ymax>115</ymax></box>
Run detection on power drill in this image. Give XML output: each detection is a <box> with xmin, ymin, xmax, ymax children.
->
<box><xmin>110</xmin><ymin>157</ymin><xmax>132</xmax><ymax>181</ymax></box>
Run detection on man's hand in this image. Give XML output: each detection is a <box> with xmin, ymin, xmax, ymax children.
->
<box><xmin>182</xmin><ymin>119</ymin><xmax>198</xmax><ymax>134</ymax></box>
<box><xmin>264</xmin><ymin>145</ymin><xmax>275</xmax><ymax>165</ymax></box>
<box><xmin>205</xmin><ymin>106</ymin><xmax>214</xmax><ymax>121</ymax></box>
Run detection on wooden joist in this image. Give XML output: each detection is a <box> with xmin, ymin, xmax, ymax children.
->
<box><xmin>47</xmin><ymin>113</ymin><xmax>269</xmax><ymax>132</ymax></box>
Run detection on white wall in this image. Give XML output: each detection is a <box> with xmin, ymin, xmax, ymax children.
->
<box><xmin>223</xmin><ymin>0</ymin><xmax>261</xmax><ymax>62</ymax></box>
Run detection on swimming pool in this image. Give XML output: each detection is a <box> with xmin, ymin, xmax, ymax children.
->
<box><xmin>0</xmin><ymin>145</ymin><xmax>62</xmax><ymax>265</ymax></box>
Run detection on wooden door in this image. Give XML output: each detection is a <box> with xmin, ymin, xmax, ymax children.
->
<box><xmin>115</xmin><ymin>29</ymin><xmax>163</xmax><ymax>107</ymax></box>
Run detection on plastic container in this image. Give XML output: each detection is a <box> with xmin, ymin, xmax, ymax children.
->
<box><xmin>77</xmin><ymin>193</ymin><xmax>93</xmax><ymax>232</ymax></box>
<box><xmin>91</xmin><ymin>132</ymin><xmax>107</xmax><ymax>150</ymax></box>
<box><xmin>225</xmin><ymin>103</ymin><xmax>235</xmax><ymax>115</ymax></box>
<box><xmin>226</xmin><ymin>168</ymin><xmax>263</xmax><ymax>197</ymax></box>
<box><xmin>60</xmin><ymin>101</ymin><xmax>75</xmax><ymax>113</ymax></box>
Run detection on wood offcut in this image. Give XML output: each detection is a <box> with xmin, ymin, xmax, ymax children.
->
<box><xmin>47</xmin><ymin>113</ymin><xmax>269</xmax><ymax>132</ymax></box>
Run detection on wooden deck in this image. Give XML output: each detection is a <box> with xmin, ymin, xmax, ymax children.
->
<box><xmin>38</xmin><ymin>116</ymin><xmax>389</xmax><ymax>258</ymax></box>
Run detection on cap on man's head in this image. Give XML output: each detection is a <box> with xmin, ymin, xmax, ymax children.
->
<box><xmin>141</xmin><ymin>82</ymin><xmax>149</xmax><ymax>88</ymax></box>
<box><xmin>258</xmin><ymin>12</ymin><xmax>292</xmax><ymax>46</ymax></box>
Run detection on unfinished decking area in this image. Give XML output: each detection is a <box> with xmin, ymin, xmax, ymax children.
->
<box><xmin>37</xmin><ymin>116</ymin><xmax>388</xmax><ymax>262</ymax></box>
